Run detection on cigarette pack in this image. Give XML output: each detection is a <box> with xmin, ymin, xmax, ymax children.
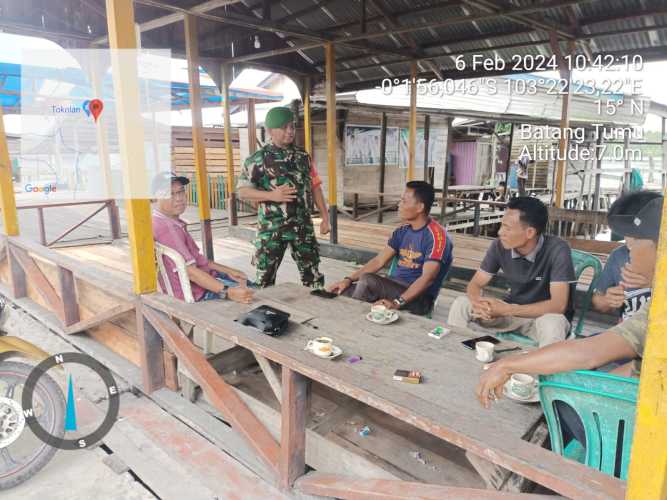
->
<box><xmin>428</xmin><ymin>326</ymin><xmax>450</xmax><ymax>339</ymax></box>
<box><xmin>393</xmin><ymin>369</ymin><xmax>422</xmax><ymax>384</ymax></box>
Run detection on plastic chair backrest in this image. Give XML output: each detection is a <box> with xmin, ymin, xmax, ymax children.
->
<box><xmin>155</xmin><ymin>242</ymin><xmax>195</xmax><ymax>303</ymax></box>
<box><xmin>539</xmin><ymin>370</ymin><xmax>639</xmax><ymax>480</ymax></box>
<box><xmin>570</xmin><ymin>249</ymin><xmax>603</xmax><ymax>337</ymax></box>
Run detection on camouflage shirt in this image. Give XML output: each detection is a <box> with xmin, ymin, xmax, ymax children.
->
<box><xmin>238</xmin><ymin>143</ymin><xmax>317</xmax><ymax>230</ymax></box>
<box><xmin>609</xmin><ymin>303</ymin><xmax>649</xmax><ymax>376</ymax></box>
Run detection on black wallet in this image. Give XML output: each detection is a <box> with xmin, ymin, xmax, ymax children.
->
<box><xmin>236</xmin><ymin>305</ymin><xmax>290</xmax><ymax>336</ymax></box>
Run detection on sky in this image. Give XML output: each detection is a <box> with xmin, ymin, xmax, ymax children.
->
<box><xmin>1</xmin><ymin>32</ymin><xmax>665</xmax><ymax>132</ymax></box>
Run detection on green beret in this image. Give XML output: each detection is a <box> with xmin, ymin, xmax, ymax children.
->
<box><xmin>265</xmin><ymin>106</ymin><xmax>294</xmax><ymax>129</ymax></box>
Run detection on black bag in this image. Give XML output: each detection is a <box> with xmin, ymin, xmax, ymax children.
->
<box><xmin>236</xmin><ymin>305</ymin><xmax>290</xmax><ymax>336</ymax></box>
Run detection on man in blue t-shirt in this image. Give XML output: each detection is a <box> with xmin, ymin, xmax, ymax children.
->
<box><xmin>328</xmin><ymin>181</ymin><xmax>453</xmax><ymax>316</ymax></box>
<box><xmin>591</xmin><ymin>192</ymin><xmax>660</xmax><ymax>322</ymax></box>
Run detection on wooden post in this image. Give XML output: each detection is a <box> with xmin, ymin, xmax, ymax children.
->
<box><xmin>407</xmin><ymin>62</ymin><xmax>417</xmax><ymax>182</ymax></box>
<box><xmin>325</xmin><ymin>42</ymin><xmax>338</xmax><ymax>244</ymax></box>
<box><xmin>185</xmin><ymin>14</ymin><xmax>214</xmax><ymax>259</ymax></box>
<box><xmin>472</xmin><ymin>203</ymin><xmax>481</xmax><ymax>237</ymax></box>
<box><xmin>279</xmin><ymin>367</ymin><xmax>310</xmax><ymax>489</ymax></box>
<box><xmin>440</xmin><ymin>117</ymin><xmax>453</xmax><ymax>223</ymax></box>
<box><xmin>626</xmin><ymin>184</ymin><xmax>667</xmax><ymax>498</ymax></box>
<box><xmin>592</xmin><ymin>135</ymin><xmax>603</xmax><ymax>235</ymax></box>
<box><xmin>662</xmin><ymin>117</ymin><xmax>666</xmax><ymax>189</ymax></box>
<box><xmin>105</xmin><ymin>0</ymin><xmax>157</xmax><ymax>294</ymax></box>
<box><xmin>247</xmin><ymin>98</ymin><xmax>257</xmax><ymax>154</ymax></box>
<box><xmin>503</xmin><ymin>123</ymin><xmax>514</xmax><ymax>200</ymax></box>
<box><xmin>303</xmin><ymin>78</ymin><xmax>312</xmax><ymax>157</ymax></box>
<box><xmin>0</xmin><ymin>106</ymin><xmax>18</xmax><ymax>237</ymax></box>
<box><xmin>37</xmin><ymin>208</ymin><xmax>47</xmax><ymax>245</ymax></box>
<box><xmin>551</xmin><ymin>37</ymin><xmax>574</xmax><ymax>208</ymax></box>
<box><xmin>58</xmin><ymin>266</ymin><xmax>80</xmax><ymax>326</ymax></box>
<box><xmin>135</xmin><ymin>302</ymin><xmax>166</xmax><ymax>393</ymax></box>
<box><xmin>107</xmin><ymin>200</ymin><xmax>121</xmax><ymax>239</ymax></box>
<box><xmin>88</xmin><ymin>57</ymin><xmax>114</xmax><ymax>200</ymax></box>
<box><xmin>423</xmin><ymin>114</ymin><xmax>430</xmax><ymax>183</ymax></box>
<box><xmin>623</xmin><ymin>129</ymin><xmax>631</xmax><ymax>192</ymax></box>
<box><xmin>377</xmin><ymin>112</ymin><xmax>387</xmax><ymax>223</ymax></box>
<box><xmin>221</xmin><ymin>64</ymin><xmax>238</xmax><ymax>226</ymax></box>
<box><xmin>7</xmin><ymin>244</ymin><xmax>26</xmax><ymax>299</ymax></box>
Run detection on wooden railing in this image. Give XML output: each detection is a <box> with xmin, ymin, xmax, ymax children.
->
<box><xmin>17</xmin><ymin>199</ymin><xmax>121</xmax><ymax>246</ymax></box>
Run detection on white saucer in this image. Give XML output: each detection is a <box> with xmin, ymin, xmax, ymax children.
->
<box><xmin>503</xmin><ymin>383</ymin><xmax>540</xmax><ymax>403</ymax></box>
<box><xmin>365</xmin><ymin>311</ymin><xmax>399</xmax><ymax>325</ymax></box>
<box><xmin>305</xmin><ymin>345</ymin><xmax>343</xmax><ymax>360</ymax></box>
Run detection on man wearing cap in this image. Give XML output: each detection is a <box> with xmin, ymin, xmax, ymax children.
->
<box><xmin>152</xmin><ymin>172</ymin><xmax>254</xmax><ymax>304</ymax></box>
<box><xmin>591</xmin><ymin>191</ymin><xmax>660</xmax><ymax>321</ymax></box>
<box><xmin>237</xmin><ymin>106</ymin><xmax>330</xmax><ymax>288</ymax></box>
<box><xmin>476</xmin><ymin>191</ymin><xmax>664</xmax><ymax>410</ymax></box>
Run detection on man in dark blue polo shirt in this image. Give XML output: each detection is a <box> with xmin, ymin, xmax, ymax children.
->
<box><xmin>448</xmin><ymin>197</ymin><xmax>575</xmax><ymax>346</ymax></box>
<box><xmin>328</xmin><ymin>181</ymin><xmax>453</xmax><ymax>316</ymax></box>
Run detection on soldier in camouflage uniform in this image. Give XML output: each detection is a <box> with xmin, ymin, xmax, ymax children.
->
<box><xmin>237</xmin><ymin>106</ymin><xmax>330</xmax><ymax>288</ymax></box>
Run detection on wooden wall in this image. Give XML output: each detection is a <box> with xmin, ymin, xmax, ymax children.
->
<box><xmin>172</xmin><ymin>126</ymin><xmax>242</xmax><ymax>178</ymax></box>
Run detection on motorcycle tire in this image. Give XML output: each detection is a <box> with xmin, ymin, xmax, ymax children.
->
<box><xmin>0</xmin><ymin>361</ymin><xmax>65</xmax><ymax>490</ymax></box>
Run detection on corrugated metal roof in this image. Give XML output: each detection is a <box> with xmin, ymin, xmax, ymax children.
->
<box><xmin>6</xmin><ymin>0</ymin><xmax>667</xmax><ymax>93</ymax></box>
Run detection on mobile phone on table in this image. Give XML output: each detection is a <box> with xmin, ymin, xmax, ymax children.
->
<box><xmin>461</xmin><ymin>335</ymin><xmax>500</xmax><ymax>350</ymax></box>
<box><xmin>311</xmin><ymin>289</ymin><xmax>338</xmax><ymax>299</ymax></box>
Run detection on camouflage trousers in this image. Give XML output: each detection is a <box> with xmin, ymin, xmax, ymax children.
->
<box><xmin>254</xmin><ymin>221</ymin><xmax>324</xmax><ymax>288</ymax></box>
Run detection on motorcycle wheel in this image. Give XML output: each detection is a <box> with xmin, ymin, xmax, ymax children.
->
<box><xmin>0</xmin><ymin>361</ymin><xmax>65</xmax><ymax>490</ymax></box>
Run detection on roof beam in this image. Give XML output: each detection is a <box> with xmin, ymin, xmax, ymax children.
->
<box><xmin>232</xmin><ymin>0</ymin><xmax>591</xmax><ymax>64</ymax></box>
<box><xmin>132</xmin><ymin>0</ymin><xmax>418</xmax><ymax>60</ymax></box>
<box><xmin>92</xmin><ymin>0</ymin><xmax>243</xmax><ymax>44</ymax></box>
<box><xmin>366</xmin><ymin>0</ymin><xmax>444</xmax><ymax>79</ymax></box>
<box><xmin>463</xmin><ymin>0</ymin><xmax>576</xmax><ymax>40</ymax></box>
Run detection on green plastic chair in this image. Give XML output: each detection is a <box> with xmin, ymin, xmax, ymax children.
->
<box><xmin>496</xmin><ymin>248</ymin><xmax>603</xmax><ymax>346</ymax></box>
<box><xmin>538</xmin><ymin>370</ymin><xmax>639</xmax><ymax>480</ymax></box>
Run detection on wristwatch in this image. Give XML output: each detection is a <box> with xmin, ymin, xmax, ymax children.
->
<box><xmin>393</xmin><ymin>296</ymin><xmax>407</xmax><ymax>309</ymax></box>
<box><xmin>219</xmin><ymin>285</ymin><xmax>229</xmax><ymax>300</ymax></box>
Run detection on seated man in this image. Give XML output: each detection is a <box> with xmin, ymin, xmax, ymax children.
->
<box><xmin>477</xmin><ymin>192</ymin><xmax>663</xmax><ymax>412</ymax></box>
<box><xmin>328</xmin><ymin>181</ymin><xmax>453</xmax><ymax>316</ymax></box>
<box><xmin>448</xmin><ymin>197</ymin><xmax>575</xmax><ymax>347</ymax></box>
<box><xmin>591</xmin><ymin>192</ymin><xmax>659</xmax><ymax>321</ymax></box>
<box><xmin>152</xmin><ymin>172</ymin><xmax>254</xmax><ymax>304</ymax></box>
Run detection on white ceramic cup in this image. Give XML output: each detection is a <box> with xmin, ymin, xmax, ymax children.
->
<box><xmin>509</xmin><ymin>373</ymin><xmax>536</xmax><ymax>399</ymax></box>
<box><xmin>475</xmin><ymin>341</ymin><xmax>495</xmax><ymax>362</ymax></box>
<box><xmin>306</xmin><ymin>337</ymin><xmax>333</xmax><ymax>357</ymax></box>
<box><xmin>371</xmin><ymin>304</ymin><xmax>390</xmax><ymax>321</ymax></box>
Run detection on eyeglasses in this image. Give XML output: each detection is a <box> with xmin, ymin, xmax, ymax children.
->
<box><xmin>171</xmin><ymin>187</ymin><xmax>187</xmax><ymax>198</ymax></box>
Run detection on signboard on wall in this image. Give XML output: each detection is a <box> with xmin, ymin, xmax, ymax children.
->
<box><xmin>344</xmin><ymin>125</ymin><xmax>399</xmax><ymax>166</ymax></box>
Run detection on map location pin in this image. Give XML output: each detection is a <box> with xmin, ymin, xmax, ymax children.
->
<box><xmin>89</xmin><ymin>99</ymin><xmax>104</xmax><ymax>122</ymax></box>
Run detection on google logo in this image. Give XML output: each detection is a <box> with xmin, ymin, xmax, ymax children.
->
<box><xmin>25</xmin><ymin>184</ymin><xmax>57</xmax><ymax>195</ymax></box>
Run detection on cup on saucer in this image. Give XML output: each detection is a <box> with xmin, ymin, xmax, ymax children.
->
<box><xmin>475</xmin><ymin>341</ymin><xmax>495</xmax><ymax>362</ymax></box>
<box><xmin>306</xmin><ymin>337</ymin><xmax>333</xmax><ymax>358</ymax></box>
<box><xmin>508</xmin><ymin>373</ymin><xmax>537</xmax><ymax>399</ymax></box>
<box><xmin>371</xmin><ymin>304</ymin><xmax>391</xmax><ymax>322</ymax></box>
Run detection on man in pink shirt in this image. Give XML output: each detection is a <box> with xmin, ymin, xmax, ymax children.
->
<box><xmin>152</xmin><ymin>172</ymin><xmax>254</xmax><ymax>303</ymax></box>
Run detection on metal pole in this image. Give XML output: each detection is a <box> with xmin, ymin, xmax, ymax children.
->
<box><xmin>440</xmin><ymin>117</ymin><xmax>453</xmax><ymax>223</ymax></box>
<box><xmin>0</xmin><ymin>105</ymin><xmax>18</xmax><ymax>236</ymax></box>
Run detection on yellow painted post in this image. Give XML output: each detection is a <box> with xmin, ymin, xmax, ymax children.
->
<box><xmin>325</xmin><ymin>42</ymin><xmax>337</xmax><ymax>244</ymax></box>
<box><xmin>184</xmin><ymin>14</ymin><xmax>213</xmax><ymax>259</ymax></box>
<box><xmin>221</xmin><ymin>64</ymin><xmax>238</xmax><ymax>225</ymax></box>
<box><xmin>407</xmin><ymin>62</ymin><xmax>417</xmax><ymax>182</ymax></box>
<box><xmin>303</xmin><ymin>77</ymin><xmax>312</xmax><ymax>156</ymax></box>
<box><xmin>0</xmin><ymin>106</ymin><xmax>19</xmax><ymax>236</ymax></box>
<box><xmin>105</xmin><ymin>0</ymin><xmax>156</xmax><ymax>294</ymax></box>
<box><xmin>626</xmin><ymin>189</ymin><xmax>667</xmax><ymax>498</ymax></box>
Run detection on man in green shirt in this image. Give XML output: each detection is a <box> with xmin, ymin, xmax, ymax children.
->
<box><xmin>237</xmin><ymin>106</ymin><xmax>330</xmax><ymax>288</ymax></box>
<box><xmin>477</xmin><ymin>191</ymin><xmax>663</xmax><ymax>408</ymax></box>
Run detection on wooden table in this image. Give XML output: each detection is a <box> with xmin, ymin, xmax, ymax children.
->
<box><xmin>141</xmin><ymin>282</ymin><xmax>624</xmax><ymax>499</ymax></box>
